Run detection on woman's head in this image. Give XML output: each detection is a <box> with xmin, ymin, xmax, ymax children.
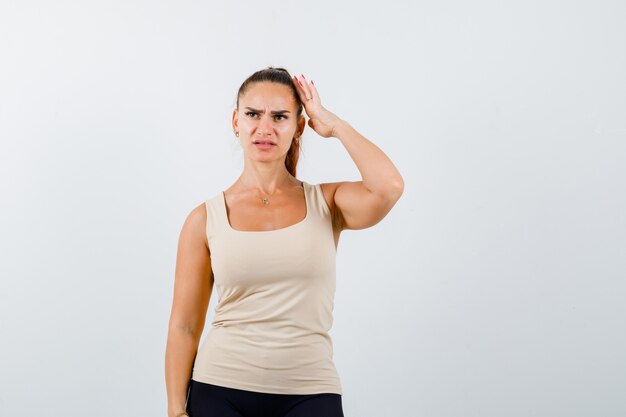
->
<box><xmin>232</xmin><ymin>67</ymin><xmax>305</xmax><ymax>177</ymax></box>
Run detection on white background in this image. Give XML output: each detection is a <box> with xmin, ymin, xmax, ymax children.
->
<box><xmin>1</xmin><ymin>1</ymin><xmax>625</xmax><ymax>416</ymax></box>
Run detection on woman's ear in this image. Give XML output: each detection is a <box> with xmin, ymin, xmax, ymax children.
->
<box><xmin>297</xmin><ymin>114</ymin><xmax>306</xmax><ymax>136</ymax></box>
<box><xmin>232</xmin><ymin>108</ymin><xmax>239</xmax><ymax>132</ymax></box>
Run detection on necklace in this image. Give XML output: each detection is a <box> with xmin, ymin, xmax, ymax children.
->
<box><xmin>236</xmin><ymin>177</ymin><xmax>295</xmax><ymax>206</ymax></box>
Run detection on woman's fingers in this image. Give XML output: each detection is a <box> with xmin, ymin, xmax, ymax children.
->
<box><xmin>292</xmin><ymin>75</ymin><xmax>305</xmax><ymax>99</ymax></box>
<box><xmin>292</xmin><ymin>75</ymin><xmax>302</xmax><ymax>95</ymax></box>
<box><xmin>294</xmin><ymin>74</ymin><xmax>312</xmax><ymax>101</ymax></box>
<box><xmin>308</xmin><ymin>78</ymin><xmax>319</xmax><ymax>102</ymax></box>
<box><xmin>300</xmin><ymin>74</ymin><xmax>312</xmax><ymax>100</ymax></box>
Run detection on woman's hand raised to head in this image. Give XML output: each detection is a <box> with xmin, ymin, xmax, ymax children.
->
<box><xmin>292</xmin><ymin>74</ymin><xmax>344</xmax><ymax>139</ymax></box>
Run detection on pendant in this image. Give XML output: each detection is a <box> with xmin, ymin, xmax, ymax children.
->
<box><xmin>262</xmin><ymin>197</ymin><xmax>270</xmax><ymax>205</ymax></box>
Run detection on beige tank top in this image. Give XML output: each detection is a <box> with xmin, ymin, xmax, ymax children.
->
<box><xmin>191</xmin><ymin>180</ymin><xmax>342</xmax><ymax>395</ymax></box>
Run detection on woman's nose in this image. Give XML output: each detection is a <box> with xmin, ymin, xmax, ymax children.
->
<box><xmin>257</xmin><ymin>115</ymin><xmax>273</xmax><ymax>134</ymax></box>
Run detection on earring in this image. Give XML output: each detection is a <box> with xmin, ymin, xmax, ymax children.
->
<box><xmin>234</xmin><ymin>130</ymin><xmax>239</xmax><ymax>137</ymax></box>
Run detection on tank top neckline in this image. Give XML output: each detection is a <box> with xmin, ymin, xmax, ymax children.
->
<box><xmin>220</xmin><ymin>180</ymin><xmax>310</xmax><ymax>234</ymax></box>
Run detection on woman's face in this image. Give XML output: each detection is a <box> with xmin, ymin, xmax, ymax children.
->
<box><xmin>233</xmin><ymin>81</ymin><xmax>303</xmax><ymax>163</ymax></box>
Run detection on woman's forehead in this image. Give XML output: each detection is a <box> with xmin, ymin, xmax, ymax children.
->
<box><xmin>241</xmin><ymin>82</ymin><xmax>295</xmax><ymax>107</ymax></box>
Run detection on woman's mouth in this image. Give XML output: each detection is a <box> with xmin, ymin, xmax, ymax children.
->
<box><xmin>253</xmin><ymin>140</ymin><xmax>276</xmax><ymax>150</ymax></box>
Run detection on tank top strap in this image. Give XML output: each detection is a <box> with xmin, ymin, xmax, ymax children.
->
<box><xmin>304</xmin><ymin>181</ymin><xmax>331</xmax><ymax>221</ymax></box>
<box><xmin>204</xmin><ymin>193</ymin><xmax>228</xmax><ymax>243</ymax></box>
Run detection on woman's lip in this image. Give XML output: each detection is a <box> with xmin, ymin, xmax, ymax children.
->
<box><xmin>254</xmin><ymin>142</ymin><xmax>276</xmax><ymax>149</ymax></box>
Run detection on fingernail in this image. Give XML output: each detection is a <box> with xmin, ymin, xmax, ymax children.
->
<box><xmin>301</xmin><ymin>74</ymin><xmax>306</xmax><ymax>79</ymax></box>
<box><xmin>311</xmin><ymin>80</ymin><xmax>314</xmax><ymax>85</ymax></box>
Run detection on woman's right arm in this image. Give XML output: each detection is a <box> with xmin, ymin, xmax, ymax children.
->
<box><xmin>165</xmin><ymin>203</ymin><xmax>214</xmax><ymax>417</ymax></box>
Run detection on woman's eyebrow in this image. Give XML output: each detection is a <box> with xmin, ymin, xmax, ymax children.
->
<box><xmin>244</xmin><ymin>107</ymin><xmax>291</xmax><ymax>115</ymax></box>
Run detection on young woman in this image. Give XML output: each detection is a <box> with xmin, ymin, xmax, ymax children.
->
<box><xmin>165</xmin><ymin>67</ymin><xmax>404</xmax><ymax>417</ymax></box>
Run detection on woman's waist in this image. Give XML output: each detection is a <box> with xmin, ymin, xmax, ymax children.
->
<box><xmin>204</xmin><ymin>323</ymin><xmax>334</xmax><ymax>352</ymax></box>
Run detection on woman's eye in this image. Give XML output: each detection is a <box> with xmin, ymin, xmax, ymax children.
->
<box><xmin>244</xmin><ymin>112</ymin><xmax>286</xmax><ymax>121</ymax></box>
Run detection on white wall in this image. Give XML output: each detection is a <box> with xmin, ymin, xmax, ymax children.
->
<box><xmin>1</xmin><ymin>1</ymin><xmax>624</xmax><ymax>416</ymax></box>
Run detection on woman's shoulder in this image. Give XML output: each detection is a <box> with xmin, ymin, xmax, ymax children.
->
<box><xmin>178</xmin><ymin>200</ymin><xmax>211</xmax><ymax>253</ymax></box>
<box><xmin>317</xmin><ymin>181</ymin><xmax>350</xmax><ymax>208</ymax></box>
<box><xmin>317</xmin><ymin>181</ymin><xmax>350</xmax><ymax>232</ymax></box>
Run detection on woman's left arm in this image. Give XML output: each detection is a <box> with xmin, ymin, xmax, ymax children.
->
<box><xmin>292</xmin><ymin>74</ymin><xmax>404</xmax><ymax>230</ymax></box>
<box><xmin>330</xmin><ymin>119</ymin><xmax>404</xmax><ymax>230</ymax></box>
